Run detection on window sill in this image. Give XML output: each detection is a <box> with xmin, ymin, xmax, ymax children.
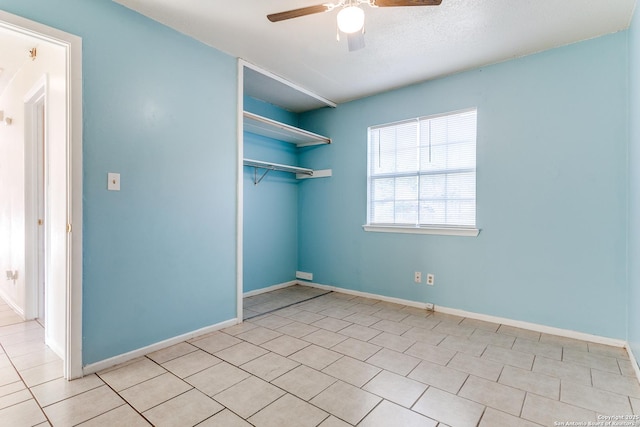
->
<box><xmin>362</xmin><ymin>225</ymin><xmax>480</xmax><ymax>237</ymax></box>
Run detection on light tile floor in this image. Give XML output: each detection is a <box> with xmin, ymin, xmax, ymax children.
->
<box><xmin>1</xmin><ymin>287</ymin><xmax>639</xmax><ymax>426</ymax></box>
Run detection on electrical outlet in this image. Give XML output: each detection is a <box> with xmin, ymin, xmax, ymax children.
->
<box><xmin>414</xmin><ymin>271</ymin><xmax>422</xmax><ymax>283</ymax></box>
<box><xmin>426</xmin><ymin>273</ymin><xmax>434</xmax><ymax>286</ymax></box>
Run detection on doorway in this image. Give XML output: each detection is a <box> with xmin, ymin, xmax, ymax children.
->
<box><xmin>0</xmin><ymin>9</ymin><xmax>83</xmax><ymax>379</ymax></box>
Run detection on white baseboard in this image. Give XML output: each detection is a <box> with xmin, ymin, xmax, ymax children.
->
<box><xmin>434</xmin><ymin>305</ymin><xmax>626</xmax><ymax>348</ymax></box>
<box><xmin>299</xmin><ymin>281</ymin><xmax>626</xmax><ymax>348</ymax></box>
<box><xmin>299</xmin><ymin>281</ymin><xmax>432</xmax><ymax>310</ymax></box>
<box><xmin>82</xmin><ymin>318</ymin><xmax>238</xmax><ymax>376</ymax></box>
<box><xmin>45</xmin><ymin>335</ymin><xmax>65</xmax><ymax>360</ymax></box>
<box><xmin>243</xmin><ymin>280</ymin><xmax>297</xmax><ymax>298</ymax></box>
<box><xmin>0</xmin><ymin>288</ymin><xmax>25</xmax><ymax>320</ymax></box>
<box><xmin>626</xmin><ymin>344</ymin><xmax>640</xmax><ymax>386</ymax></box>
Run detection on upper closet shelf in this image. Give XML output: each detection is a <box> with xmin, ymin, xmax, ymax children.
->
<box><xmin>243</xmin><ymin>111</ymin><xmax>331</xmax><ymax>147</ymax></box>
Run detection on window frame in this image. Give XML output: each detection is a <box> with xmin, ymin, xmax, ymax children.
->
<box><xmin>363</xmin><ymin>108</ymin><xmax>480</xmax><ymax>237</ymax></box>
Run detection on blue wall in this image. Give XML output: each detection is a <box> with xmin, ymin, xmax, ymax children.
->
<box><xmin>243</xmin><ymin>97</ymin><xmax>300</xmax><ymax>292</ymax></box>
<box><xmin>629</xmin><ymin>6</ymin><xmax>640</xmax><ymax>360</ymax></box>
<box><xmin>298</xmin><ymin>33</ymin><xmax>629</xmax><ymax>339</ymax></box>
<box><xmin>0</xmin><ymin>0</ymin><xmax>238</xmax><ymax>364</ymax></box>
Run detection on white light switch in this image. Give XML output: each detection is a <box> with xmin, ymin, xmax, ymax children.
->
<box><xmin>107</xmin><ymin>173</ymin><xmax>121</xmax><ymax>191</ymax></box>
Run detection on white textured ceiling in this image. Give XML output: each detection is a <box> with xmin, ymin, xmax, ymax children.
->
<box><xmin>116</xmin><ymin>0</ymin><xmax>634</xmax><ymax>110</ymax></box>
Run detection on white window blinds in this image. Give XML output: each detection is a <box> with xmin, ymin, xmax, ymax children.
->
<box><xmin>367</xmin><ymin>108</ymin><xmax>477</xmax><ymax>228</ymax></box>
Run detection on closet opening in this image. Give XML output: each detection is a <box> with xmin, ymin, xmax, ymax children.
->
<box><xmin>237</xmin><ymin>60</ymin><xmax>335</xmax><ymax>321</ymax></box>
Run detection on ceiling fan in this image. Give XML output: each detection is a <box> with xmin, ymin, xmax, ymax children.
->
<box><xmin>267</xmin><ymin>0</ymin><xmax>442</xmax><ymax>51</ymax></box>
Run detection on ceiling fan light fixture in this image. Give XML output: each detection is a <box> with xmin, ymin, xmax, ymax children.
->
<box><xmin>337</xmin><ymin>6</ymin><xmax>365</xmax><ymax>34</ymax></box>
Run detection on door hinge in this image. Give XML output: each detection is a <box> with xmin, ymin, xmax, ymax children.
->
<box><xmin>66</xmin><ymin>223</ymin><xmax>72</xmax><ymax>233</ymax></box>
<box><xmin>38</xmin><ymin>219</ymin><xmax>43</xmax><ymax>226</ymax></box>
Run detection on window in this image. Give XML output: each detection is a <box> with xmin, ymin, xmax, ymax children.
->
<box><xmin>365</xmin><ymin>108</ymin><xmax>478</xmax><ymax>236</ymax></box>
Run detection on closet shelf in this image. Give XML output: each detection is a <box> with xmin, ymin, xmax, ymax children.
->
<box><xmin>243</xmin><ymin>159</ymin><xmax>313</xmax><ymax>176</ymax></box>
<box><xmin>243</xmin><ymin>111</ymin><xmax>331</xmax><ymax>147</ymax></box>
<box><xmin>244</xmin><ymin>158</ymin><xmax>317</xmax><ymax>185</ymax></box>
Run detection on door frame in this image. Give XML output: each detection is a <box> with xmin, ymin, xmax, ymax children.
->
<box><xmin>0</xmin><ymin>10</ymin><xmax>83</xmax><ymax>379</ymax></box>
<box><xmin>24</xmin><ymin>75</ymin><xmax>47</xmax><ymax>324</ymax></box>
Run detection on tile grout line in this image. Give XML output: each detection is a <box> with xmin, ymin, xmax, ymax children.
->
<box><xmin>181</xmin><ymin>318</ymin><xmax>438</xmax><ymax>426</ymax></box>
<box><xmin>474</xmin><ymin>406</ymin><xmax>487</xmax><ymax>427</ymax></box>
<box><xmin>141</xmin><ymin>351</ymin><xmax>257</xmax><ymax>422</ymax></box>
<box><xmin>94</xmin><ymin>370</ymin><xmax>156</xmax><ymax>426</ymax></box>
<box><xmin>71</xmin><ymin>403</ymin><xmax>132</xmax><ymax>427</ymax></box>
<box><xmin>179</xmin><ymin>331</ymin><xmax>345</xmax><ymax>423</ymax></box>
<box><xmin>133</xmin><ymin>354</ymin><xmax>264</xmax><ymax>424</ymax></box>
<box><xmin>0</xmin><ymin>338</ymin><xmax>54</xmax><ymax>426</ymax></box>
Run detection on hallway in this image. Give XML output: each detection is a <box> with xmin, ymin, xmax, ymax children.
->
<box><xmin>0</xmin><ymin>296</ymin><xmax>62</xmax><ymax>426</ymax></box>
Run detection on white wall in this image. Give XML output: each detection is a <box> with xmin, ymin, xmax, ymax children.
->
<box><xmin>0</xmin><ymin>37</ymin><xmax>66</xmax><ymax>356</ymax></box>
